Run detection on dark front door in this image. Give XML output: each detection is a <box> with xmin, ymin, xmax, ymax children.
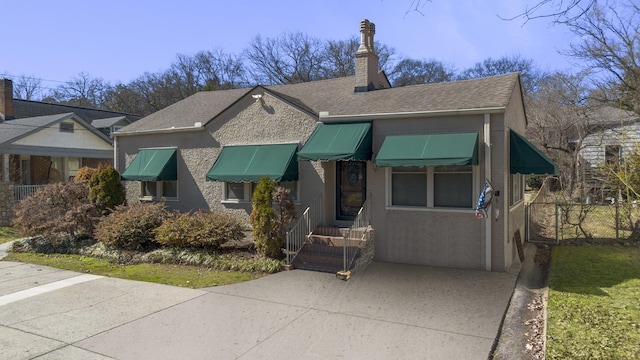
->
<box><xmin>336</xmin><ymin>161</ymin><xmax>366</xmax><ymax>220</ymax></box>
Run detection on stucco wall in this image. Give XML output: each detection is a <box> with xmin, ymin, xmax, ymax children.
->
<box><xmin>367</xmin><ymin>114</ymin><xmax>489</xmax><ymax>270</ymax></box>
<box><xmin>117</xmin><ymin>91</ymin><xmax>321</xmax><ymax>222</ymax></box>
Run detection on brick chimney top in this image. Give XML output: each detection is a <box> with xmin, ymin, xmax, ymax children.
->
<box><xmin>0</xmin><ymin>78</ymin><xmax>14</xmax><ymax>122</ymax></box>
<box><xmin>355</xmin><ymin>19</ymin><xmax>379</xmax><ymax>93</ymax></box>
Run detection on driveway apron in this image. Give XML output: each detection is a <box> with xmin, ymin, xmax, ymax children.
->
<box><xmin>0</xmin><ymin>261</ymin><xmax>516</xmax><ymax>360</ymax></box>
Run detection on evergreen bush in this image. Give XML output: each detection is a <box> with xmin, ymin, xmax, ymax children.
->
<box><xmin>88</xmin><ymin>165</ymin><xmax>126</xmax><ymax>215</ymax></box>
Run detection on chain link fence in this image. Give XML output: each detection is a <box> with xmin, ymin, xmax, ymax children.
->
<box><xmin>526</xmin><ymin>180</ymin><xmax>640</xmax><ymax>244</ymax></box>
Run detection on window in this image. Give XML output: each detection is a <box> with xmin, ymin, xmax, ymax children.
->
<box><xmin>510</xmin><ymin>174</ymin><xmax>524</xmax><ymax>206</ymax></box>
<box><xmin>59</xmin><ymin>122</ymin><xmax>74</xmax><ymax>133</ymax></box>
<box><xmin>391</xmin><ymin>167</ymin><xmax>427</xmax><ymax>206</ymax></box>
<box><xmin>141</xmin><ymin>181</ymin><xmax>178</xmax><ymax>200</ymax></box>
<box><xmin>605</xmin><ymin>145</ymin><xmax>621</xmax><ymax>165</ymax></box>
<box><xmin>223</xmin><ymin>181</ymin><xmax>299</xmax><ymax>202</ymax></box>
<box><xmin>433</xmin><ymin>166</ymin><xmax>473</xmax><ymax>208</ymax></box>
<box><xmin>389</xmin><ymin>166</ymin><xmax>474</xmax><ymax>209</ymax></box>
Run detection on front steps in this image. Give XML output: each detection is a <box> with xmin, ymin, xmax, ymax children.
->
<box><xmin>291</xmin><ymin>226</ymin><xmax>368</xmax><ymax>273</ymax></box>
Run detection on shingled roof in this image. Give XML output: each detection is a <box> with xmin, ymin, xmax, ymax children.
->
<box><xmin>13</xmin><ymin>99</ymin><xmax>142</xmax><ymax>123</ymax></box>
<box><xmin>117</xmin><ymin>73</ymin><xmax>521</xmax><ymax>134</ymax></box>
<box><xmin>0</xmin><ymin>113</ymin><xmax>111</xmax><ymax>146</ymax></box>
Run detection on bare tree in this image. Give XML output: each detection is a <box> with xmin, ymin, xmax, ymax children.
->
<box><xmin>458</xmin><ymin>55</ymin><xmax>546</xmax><ymax>95</ymax></box>
<box><xmin>563</xmin><ymin>1</ymin><xmax>640</xmax><ymax>113</ymax></box>
<box><xmin>11</xmin><ymin>74</ymin><xmax>45</xmax><ymax>100</ymax></box>
<box><xmin>245</xmin><ymin>32</ymin><xmax>326</xmax><ymax>85</ymax></box>
<box><xmin>49</xmin><ymin>72</ymin><xmax>111</xmax><ymax>109</ymax></box>
<box><xmin>388</xmin><ymin>58</ymin><xmax>456</xmax><ymax>86</ymax></box>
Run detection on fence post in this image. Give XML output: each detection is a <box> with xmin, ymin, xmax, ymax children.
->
<box><xmin>555</xmin><ymin>203</ymin><xmax>559</xmax><ymax>243</ymax></box>
<box><xmin>615</xmin><ymin>202</ymin><xmax>619</xmax><ymax>241</ymax></box>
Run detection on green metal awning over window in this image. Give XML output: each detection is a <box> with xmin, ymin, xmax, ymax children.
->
<box><xmin>375</xmin><ymin>133</ymin><xmax>479</xmax><ymax>167</ymax></box>
<box><xmin>298</xmin><ymin>122</ymin><xmax>372</xmax><ymax>161</ymax></box>
<box><xmin>121</xmin><ymin>148</ymin><xmax>177</xmax><ymax>181</ymax></box>
<box><xmin>510</xmin><ymin>130</ymin><xmax>558</xmax><ymax>174</ymax></box>
<box><xmin>206</xmin><ymin>143</ymin><xmax>299</xmax><ymax>182</ymax></box>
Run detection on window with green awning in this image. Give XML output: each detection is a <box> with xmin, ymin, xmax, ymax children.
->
<box><xmin>510</xmin><ymin>130</ymin><xmax>558</xmax><ymax>174</ymax></box>
<box><xmin>206</xmin><ymin>143</ymin><xmax>298</xmax><ymax>182</ymax></box>
<box><xmin>375</xmin><ymin>133</ymin><xmax>479</xmax><ymax>167</ymax></box>
<box><xmin>121</xmin><ymin>148</ymin><xmax>177</xmax><ymax>181</ymax></box>
<box><xmin>298</xmin><ymin>122</ymin><xmax>372</xmax><ymax>161</ymax></box>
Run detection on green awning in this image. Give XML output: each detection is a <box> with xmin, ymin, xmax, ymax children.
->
<box><xmin>298</xmin><ymin>122</ymin><xmax>372</xmax><ymax>161</ymax></box>
<box><xmin>375</xmin><ymin>133</ymin><xmax>479</xmax><ymax>167</ymax></box>
<box><xmin>206</xmin><ymin>143</ymin><xmax>299</xmax><ymax>182</ymax></box>
<box><xmin>510</xmin><ymin>130</ymin><xmax>558</xmax><ymax>174</ymax></box>
<box><xmin>121</xmin><ymin>148</ymin><xmax>177</xmax><ymax>181</ymax></box>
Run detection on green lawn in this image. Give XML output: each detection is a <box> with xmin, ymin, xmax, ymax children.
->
<box><xmin>3</xmin><ymin>253</ymin><xmax>263</xmax><ymax>288</ymax></box>
<box><xmin>547</xmin><ymin>246</ymin><xmax>640</xmax><ymax>359</ymax></box>
<box><xmin>0</xmin><ymin>227</ymin><xmax>21</xmax><ymax>244</ymax></box>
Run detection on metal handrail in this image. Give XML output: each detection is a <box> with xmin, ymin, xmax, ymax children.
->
<box><xmin>285</xmin><ymin>192</ymin><xmax>322</xmax><ymax>265</ymax></box>
<box><xmin>342</xmin><ymin>196</ymin><xmax>371</xmax><ymax>272</ymax></box>
<box><xmin>13</xmin><ymin>184</ymin><xmax>48</xmax><ymax>201</ymax></box>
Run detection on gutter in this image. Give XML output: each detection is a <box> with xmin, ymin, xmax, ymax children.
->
<box><xmin>319</xmin><ymin>107</ymin><xmax>506</xmax><ymax>122</ymax></box>
<box><xmin>113</xmin><ymin>122</ymin><xmax>205</xmax><ymax>137</ymax></box>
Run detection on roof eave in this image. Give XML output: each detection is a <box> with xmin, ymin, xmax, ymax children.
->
<box><xmin>319</xmin><ymin>107</ymin><xmax>507</xmax><ymax>122</ymax></box>
<box><xmin>114</xmin><ymin>124</ymin><xmax>206</xmax><ymax>137</ymax></box>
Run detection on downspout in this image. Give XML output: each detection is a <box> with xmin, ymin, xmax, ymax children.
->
<box><xmin>113</xmin><ymin>135</ymin><xmax>118</xmax><ymax>170</ymax></box>
<box><xmin>484</xmin><ymin>113</ymin><xmax>492</xmax><ymax>271</ymax></box>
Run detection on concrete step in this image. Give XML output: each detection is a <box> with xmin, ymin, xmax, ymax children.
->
<box><xmin>306</xmin><ymin>234</ymin><xmax>366</xmax><ymax>247</ymax></box>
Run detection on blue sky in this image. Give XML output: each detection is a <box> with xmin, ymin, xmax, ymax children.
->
<box><xmin>2</xmin><ymin>0</ymin><xmax>577</xmax><ymax>88</ymax></box>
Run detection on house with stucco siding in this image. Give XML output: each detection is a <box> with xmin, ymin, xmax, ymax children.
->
<box><xmin>115</xmin><ymin>19</ymin><xmax>556</xmax><ymax>274</ymax></box>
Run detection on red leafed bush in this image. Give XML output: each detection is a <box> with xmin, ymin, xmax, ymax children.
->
<box><xmin>94</xmin><ymin>202</ymin><xmax>169</xmax><ymax>250</ymax></box>
<box><xmin>13</xmin><ymin>182</ymin><xmax>100</xmax><ymax>244</ymax></box>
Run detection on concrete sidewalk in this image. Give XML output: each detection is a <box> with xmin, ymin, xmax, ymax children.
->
<box><xmin>0</xmin><ymin>260</ymin><xmax>516</xmax><ymax>360</ymax></box>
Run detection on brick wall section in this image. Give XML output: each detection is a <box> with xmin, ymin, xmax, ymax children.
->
<box><xmin>0</xmin><ymin>182</ymin><xmax>13</xmax><ymax>226</ymax></box>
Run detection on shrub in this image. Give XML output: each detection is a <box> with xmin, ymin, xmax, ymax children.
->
<box><xmin>250</xmin><ymin>177</ymin><xmax>278</xmax><ymax>258</ymax></box>
<box><xmin>74</xmin><ymin>166</ymin><xmax>99</xmax><ymax>183</ymax></box>
<box><xmin>249</xmin><ymin>177</ymin><xmax>296</xmax><ymax>259</ymax></box>
<box><xmin>154</xmin><ymin>210</ymin><xmax>244</xmax><ymax>249</ymax></box>
<box><xmin>94</xmin><ymin>202</ymin><xmax>169</xmax><ymax>250</ymax></box>
<box><xmin>88</xmin><ymin>165</ymin><xmax>126</xmax><ymax>215</ymax></box>
<box><xmin>13</xmin><ymin>182</ymin><xmax>100</xmax><ymax>246</ymax></box>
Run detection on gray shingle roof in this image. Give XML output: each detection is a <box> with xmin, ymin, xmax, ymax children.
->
<box><xmin>91</xmin><ymin>116</ymin><xmax>131</xmax><ymax>129</ymax></box>
<box><xmin>117</xmin><ymin>73</ymin><xmax>520</xmax><ymax>133</ymax></box>
<box><xmin>0</xmin><ymin>113</ymin><xmax>72</xmax><ymax>145</ymax></box>
<box><xmin>119</xmin><ymin>88</ymin><xmax>252</xmax><ymax>133</ymax></box>
<box><xmin>13</xmin><ymin>99</ymin><xmax>142</xmax><ymax>123</ymax></box>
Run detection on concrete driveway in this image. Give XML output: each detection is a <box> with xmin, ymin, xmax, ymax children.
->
<box><xmin>0</xmin><ymin>260</ymin><xmax>516</xmax><ymax>360</ymax></box>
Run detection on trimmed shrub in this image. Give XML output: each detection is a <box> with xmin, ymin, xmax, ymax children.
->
<box><xmin>74</xmin><ymin>166</ymin><xmax>99</xmax><ymax>183</ymax></box>
<box><xmin>94</xmin><ymin>202</ymin><xmax>169</xmax><ymax>250</ymax></box>
<box><xmin>13</xmin><ymin>182</ymin><xmax>100</xmax><ymax>246</ymax></box>
<box><xmin>154</xmin><ymin>210</ymin><xmax>244</xmax><ymax>249</ymax></box>
<box><xmin>88</xmin><ymin>165</ymin><xmax>126</xmax><ymax>215</ymax></box>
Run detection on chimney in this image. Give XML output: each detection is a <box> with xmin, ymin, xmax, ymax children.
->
<box><xmin>0</xmin><ymin>78</ymin><xmax>14</xmax><ymax>122</ymax></box>
<box><xmin>354</xmin><ymin>19</ymin><xmax>379</xmax><ymax>93</ymax></box>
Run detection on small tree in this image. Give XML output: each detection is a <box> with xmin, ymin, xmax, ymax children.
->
<box><xmin>249</xmin><ymin>177</ymin><xmax>297</xmax><ymax>259</ymax></box>
<box><xmin>74</xmin><ymin>166</ymin><xmax>99</xmax><ymax>183</ymax></box>
<box><xmin>250</xmin><ymin>177</ymin><xmax>277</xmax><ymax>257</ymax></box>
<box><xmin>88</xmin><ymin>165</ymin><xmax>126</xmax><ymax>215</ymax></box>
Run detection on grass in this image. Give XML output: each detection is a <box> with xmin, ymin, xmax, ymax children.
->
<box><xmin>547</xmin><ymin>246</ymin><xmax>640</xmax><ymax>359</ymax></box>
<box><xmin>3</xmin><ymin>252</ymin><xmax>264</xmax><ymax>288</ymax></box>
<box><xmin>0</xmin><ymin>227</ymin><xmax>21</xmax><ymax>244</ymax></box>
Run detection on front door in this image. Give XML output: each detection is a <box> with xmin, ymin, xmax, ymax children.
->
<box><xmin>336</xmin><ymin>161</ymin><xmax>366</xmax><ymax>220</ymax></box>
